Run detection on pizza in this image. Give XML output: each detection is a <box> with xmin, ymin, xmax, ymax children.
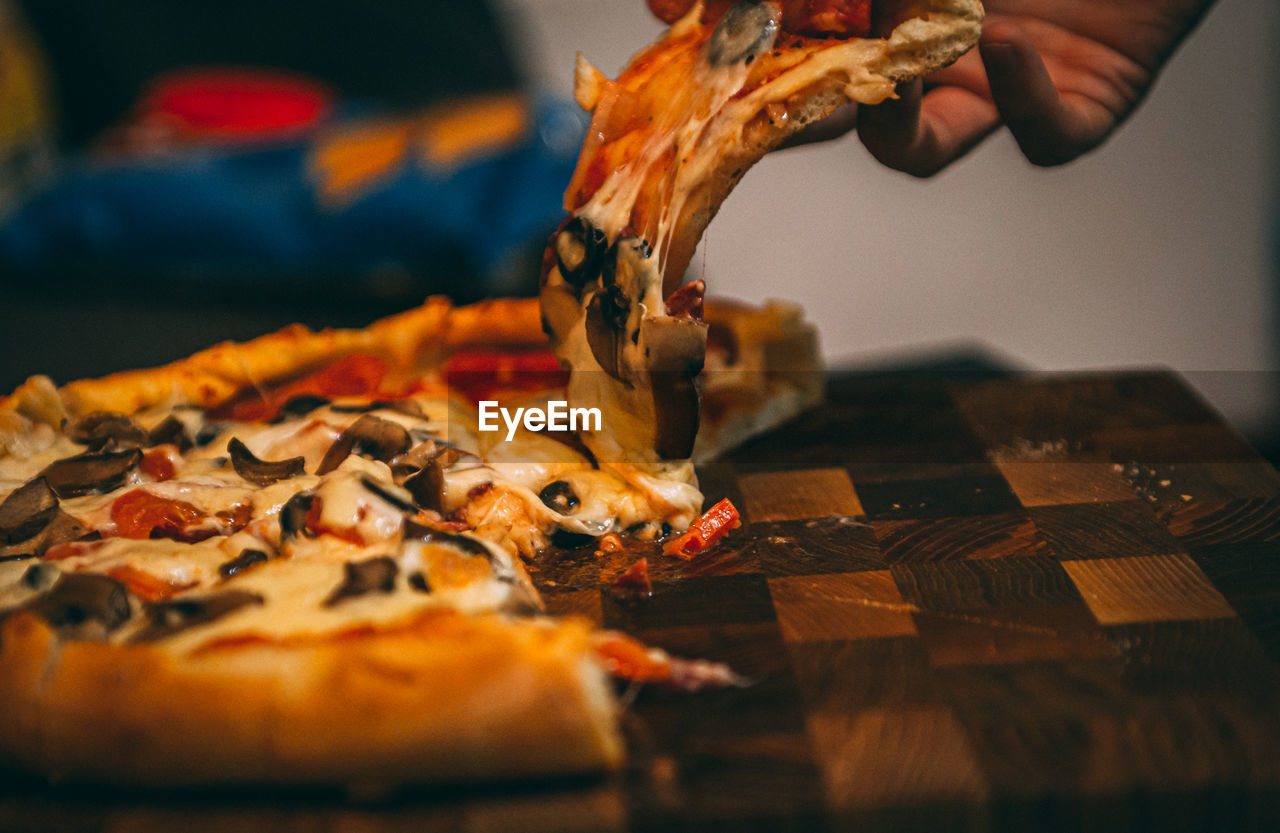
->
<box><xmin>540</xmin><ymin>0</ymin><xmax>983</xmax><ymax>464</ymax></box>
<box><xmin>0</xmin><ymin>296</ymin><xmax>811</xmax><ymax>784</ymax></box>
<box><xmin>0</xmin><ymin>0</ymin><xmax>980</xmax><ymax>786</ymax></box>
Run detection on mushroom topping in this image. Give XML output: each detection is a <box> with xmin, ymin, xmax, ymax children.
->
<box><xmin>40</xmin><ymin>448</ymin><xmax>142</xmax><ymax>498</ymax></box>
<box><xmin>147</xmin><ymin>415</ymin><xmax>194</xmax><ymax>451</ymax></box>
<box><xmin>219</xmin><ymin>548</ymin><xmax>270</xmax><ymax>579</ymax></box>
<box><xmin>404</xmin><ymin>521</ymin><xmax>517</xmax><ymax>585</ymax></box>
<box><xmin>0</xmin><ymin>477</ymin><xmax>59</xmax><ymax>545</ymax></box>
<box><xmin>21</xmin><ymin>562</ymin><xmax>62</xmax><ymax>592</ymax></box>
<box><xmin>555</xmin><ymin>217</ymin><xmax>609</xmax><ymax>290</ymax></box>
<box><xmin>403</xmin><ymin>456</ymin><xmax>446</xmax><ymax>512</ymax></box>
<box><xmin>64</xmin><ymin>411</ymin><xmax>148</xmax><ymax>450</ymax></box>
<box><xmin>274</xmin><ymin>394</ymin><xmax>332</xmax><ymax>421</ymax></box>
<box><xmin>358</xmin><ymin>475</ymin><xmax>417</xmax><ymax>513</ymax></box>
<box><xmin>133</xmin><ymin>590</ymin><xmax>264</xmax><ymax>642</ymax></box>
<box><xmin>324</xmin><ymin>556</ymin><xmax>398</xmax><ymax>607</ymax></box>
<box><xmin>0</xmin><ymin>509</ymin><xmax>91</xmax><ymax>561</ymax></box>
<box><xmin>279</xmin><ymin>491</ymin><xmax>317</xmax><ymax>539</ymax></box>
<box><xmin>227</xmin><ymin>437</ymin><xmax>306</xmax><ymax>486</ymax></box>
<box><xmin>391</xmin><ymin>441</ymin><xmax>459</xmax><ymax>513</ymax></box>
<box><xmin>316</xmin><ymin>415</ymin><xmax>411</xmax><ymax>475</ymax></box>
<box><xmin>652</xmin><ymin>371</ymin><xmax>702</xmax><ymax>460</ymax></box>
<box><xmin>706</xmin><ymin>0</ymin><xmax>780</xmax><ymax>66</ymax></box>
<box><xmin>641</xmin><ymin>312</ymin><xmax>709</xmax><ymax>459</ymax></box>
<box><xmin>26</xmin><ymin>572</ymin><xmax>132</xmax><ymax>633</ymax></box>
<box><xmin>538</xmin><ymin>480</ymin><xmax>580</xmax><ymax>514</ymax></box>
<box><xmin>601</xmin><ymin>236</ymin><xmax>652</xmax><ymax>289</ymax></box>
<box><xmin>585</xmin><ymin>285</ymin><xmax>630</xmax><ymax>381</ymax></box>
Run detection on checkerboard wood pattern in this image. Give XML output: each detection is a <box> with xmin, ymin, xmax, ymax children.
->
<box><xmin>537</xmin><ymin>370</ymin><xmax>1280</xmax><ymax>831</ymax></box>
<box><xmin>3</xmin><ymin>370</ymin><xmax>1277</xmax><ymax>833</ymax></box>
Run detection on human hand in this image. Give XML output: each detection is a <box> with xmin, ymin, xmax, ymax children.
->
<box><xmin>813</xmin><ymin>0</ymin><xmax>1218</xmax><ymax>174</ymax></box>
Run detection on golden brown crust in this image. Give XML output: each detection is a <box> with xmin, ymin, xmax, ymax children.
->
<box><xmin>658</xmin><ymin>0</ymin><xmax>983</xmax><ymax>283</ymax></box>
<box><xmin>694</xmin><ymin>299</ymin><xmax>822</xmax><ymax>462</ymax></box>
<box><xmin>1</xmin><ymin>296</ymin><xmax>817</xmax><ymax>459</ymax></box>
<box><xmin>0</xmin><ymin>610</ymin><xmax>621</xmax><ymax>785</ymax></box>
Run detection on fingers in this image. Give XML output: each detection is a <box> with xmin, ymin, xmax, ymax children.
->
<box><xmin>857</xmin><ymin>77</ymin><xmax>999</xmax><ymax>177</ymax></box>
<box><xmin>979</xmin><ymin>22</ymin><xmax>1113</xmax><ymax>167</ymax></box>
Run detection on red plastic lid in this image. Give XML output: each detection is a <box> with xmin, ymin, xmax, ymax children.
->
<box><xmin>139</xmin><ymin>68</ymin><xmax>333</xmax><ymax>138</ymax></box>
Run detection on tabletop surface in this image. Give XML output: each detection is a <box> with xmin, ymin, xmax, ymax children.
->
<box><xmin>4</xmin><ymin>369</ymin><xmax>1279</xmax><ymax>832</ymax></box>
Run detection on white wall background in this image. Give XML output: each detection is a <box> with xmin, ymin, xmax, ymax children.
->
<box><xmin>498</xmin><ymin>0</ymin><xmax>1280</xmax><ymax>436</ymax></box>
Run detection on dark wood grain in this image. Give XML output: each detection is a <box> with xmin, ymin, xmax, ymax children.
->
<box><xmin>6</xmin><ymin>369</ymin><xmax>1280</xmax><ymax>832</ymax></box>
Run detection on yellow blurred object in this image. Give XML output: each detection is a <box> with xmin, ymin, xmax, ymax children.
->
<box><xmin>310</xmin><ymin>93</ymin><xmax>529</xmax><ymax>208</ymax></box>
<box><xmin>0</xmin><ymin>0</ymin><xmax>56</xmax><ymax>216</ymax></box>
<box><xmin>417</xmin><ymin>93</ymin><xmax>526</xmax><ymax>169</ymax></box>
<box><xmin>311</xmin><ymin>118</ymin><xmax>415</xmax><ymax>207</ymax></box>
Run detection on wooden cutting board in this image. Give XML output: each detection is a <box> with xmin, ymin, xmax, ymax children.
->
<box><xmin>3</xmin><ymin>369</ymin><xmax>1278</xmax><ymax>832</ymax></box>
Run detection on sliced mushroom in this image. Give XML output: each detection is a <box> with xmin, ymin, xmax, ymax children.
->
<box><xmin>585</xmin><ymin>286</ymin><xmax>630</xmax><ymax>381</ymax></box>
<box><xmin>0</xmin><ymin>477</ymin><xmax>59</xmax><ymax>545</ymax></box>
<box><xmin>64</xmin><ymin>411</ymin><xmax>148</xmax><ymax>450</ymax></box>
<box><xmin>279</xmin><ymin>491</ymin><xmax>317</xmax><ymax>539</ymax></box>
<box><xmin>219</xmin><ymin>548</ymin><xmax>269</xmax><ymax>579</ymax></box>
<box><xmin>706</xmin><ymin>0</ymin><xmax>780</xmax><ymax>66</ymax></box>
<box><xmin>641</xmin><ymin>315</ymin><xmax>708</xmax><ymax>460</ymax></box>
<box><xmin>402</xmin><ymin>521</ymin><xmax>492</xmax><ymax>559</ymax></box>
<box><xmin>133</xmin><ymin>590</ymin><xmax>264</xmax><ymax>642</ymax></box>
<box><xmin>652</xmin><ymin>371</ymin><xmax>702</xmax><ymax>461</ymax></box>
<box><xmin>403</xmin><ymin>522</ymin><xmax>516</xmax><ymax>584</ymax></box>
<box><xmin>0</xmin><ymin>553</ymin><xmax>36</xmax><ymax>564</ymax></box>
<box><xmin>600</xmin><ymin>236</ymin><xmax>652</xmax><ymax>290</ymax></box>
<box><xmin>274</xmin><ymin>394</ymin><xmax>331</xmax><ymax>421</ymax></box>
<box><xmin>316</xmin><ymin>415</ymin><xmax>411</xmax><ymax>475</ymax></box>
<box><xmin>227</xmin><ymin>437</ymin><xmax>306</xmax><ymax>486</ymax></box>
<box><xmin>555</xmin><ymin>217</ymin><xmax>609</xmax><ymax>290</ymax></box>
<box><xmin>324</xmin><ymin>556</ymin><xmax>398</xmax><ymax>607</ymax></box>
<box><xmin>21</xmin><ymin>562</ymin><xmax>62</xmax><ymax>592</ymax></box>
<box><xmin>358</xmin><ymin>475</ymin><xmax>417</xmax><ymax>514</ymax></box>
<box><xmin>390</xmin><ymin>439</ymin><xmax>442</xmax><ymax>481</ymax></box>
<box><xmin>147</xmin><ymin>415</ymin><xmax>195</xmax><ymax>451</ymax></box>
<box><xmin>0</xmin><ymin>508</ymin><xmax>90</xmax><ymax>561</ymax></box>
<box><xmin>26</xmin><ymin>572</ymin><xmax>131</xmax><ymax>633</ymax></box>
<box><xmin>40</xmin><ymin>448</ymin><xmax>142</xmax><ymax>498</ymax></box>
<box><xmin>538</xmin><ymin>480</ymin><xmax>580</xmax><ymax>514</ymax></box>
<box><xmin>403</xmin><ymin>456</ymin><xmax>446</xmax><ymax>512</ymax></box>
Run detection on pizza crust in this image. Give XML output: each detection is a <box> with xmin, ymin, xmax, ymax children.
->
<box><xmin>0</xmin><ymin>609</ymin><xmax>621</xmax><ymax>785</ymax></box>
<box><xmin>659</xmin><ymin>0</ymin><xmax>984</xmax><ymax>284</ymax></box>
<box><xmin>0</xmin><ymin>296</ymin><xmax>818</xmax><ymax>461</ymax></box>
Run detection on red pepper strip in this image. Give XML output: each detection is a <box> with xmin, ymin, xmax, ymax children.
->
<box><xmin>664</xmin><ymin>279</ymin><xmax>705</xmax><ymax>319</ymax></box>
<box><xmin>662</xmin><ymin>498</ymin><xmax>741</xmax><ymax>559</ymax></box>
<box><xmin>107</xmin><ymin>564</ymin><xmax>195</xmax><ymax>602</ymax></box>
<box><xmin>592</xmin><ymin>631</ymin><xmax>674</xmax><ymax>684</ymax></box>
<box><xmin>592</xmin><ymin>630</ymin><xmax>746</xmax><ymax>691</ymax></box>
<box><xmin>610</xmin><ymin>557</ymin><xmax>653</xmax><ymax>597</ymax></box>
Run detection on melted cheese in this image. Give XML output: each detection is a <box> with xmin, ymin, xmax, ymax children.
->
<box><xmin>0</xmin><ymin>387</ymin><xmax>703</xmax><ymax>653</ymax></box>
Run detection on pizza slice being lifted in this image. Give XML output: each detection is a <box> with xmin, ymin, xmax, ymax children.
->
<box><xmin>540</xmin><ymin>0</ymin><xmax>983</xmax><ymax>463</ymax></box>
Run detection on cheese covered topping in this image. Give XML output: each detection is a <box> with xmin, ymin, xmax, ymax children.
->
<box><xmin>0</xmin><ymin>390</ymin><xmax>702</xmax><ymax>653</ymax></box>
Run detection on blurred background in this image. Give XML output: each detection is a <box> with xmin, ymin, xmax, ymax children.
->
<box><xmin>1</xmin><ymin>0</ymin><xmax>1277</xmax><ymax>452</ymax></box>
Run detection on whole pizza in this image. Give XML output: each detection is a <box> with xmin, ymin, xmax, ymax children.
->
<box><xmin>0</xmin><ymin>0</ymin><xmax>981</xmax><ymax>786</ymax></box>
